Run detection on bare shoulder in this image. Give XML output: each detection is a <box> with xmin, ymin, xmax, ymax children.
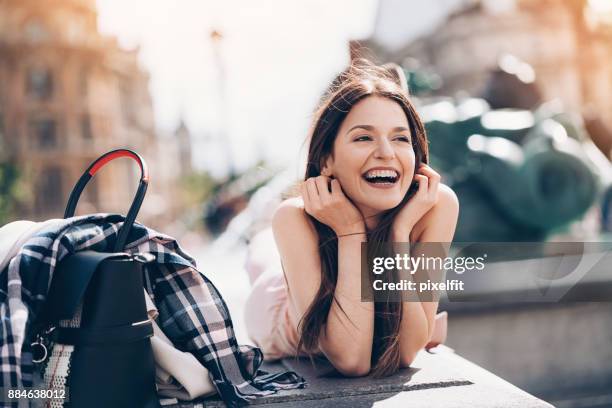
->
<box><xmin>273</xmin><ymin>196</ymin><xmax>305</xmax><ymax>226</ymax></box>
<box><xmin>435</xmin><ymin>184</ymin><xmax>459</xmax><ymax>213</ymax></box>
<box><xmin>411</xmin><ymin>184</ymin><xmax>459</xmax><ymax>241</ymax></box>
<box><xmin>276</xmin><ymin>196</ymin><xmax>305</xmax><ymax>212</ymax></box>
<box><xmin>272</xmin><ymin>197</ymin><xmax>317</xmax><ymax>238</ymax></box>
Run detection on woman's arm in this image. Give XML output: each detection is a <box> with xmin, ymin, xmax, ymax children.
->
<box><xmin>272</xmin><ymin>189</ymin><xmax>374</xmax><ymax>376</ymax></box>
<box><xmin>395</xmin><ymin>184</ymin><xmax>459</xmax><ymax>366</ymax></box>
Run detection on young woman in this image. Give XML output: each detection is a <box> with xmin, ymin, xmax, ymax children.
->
<box><xmin>245</xmin><ymin>61</ymin><xmax>459</xmax><ymax>378</ymax></box>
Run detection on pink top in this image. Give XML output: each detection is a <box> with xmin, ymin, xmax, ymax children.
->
<box><xmin>244</xmin><ymin>264</ymin><xmax>320</xmax><ymax>360</ymax></box>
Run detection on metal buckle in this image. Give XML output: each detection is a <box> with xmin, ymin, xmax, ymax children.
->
<box><xmin>31</xmin><ymin>327</ymin><xmax>55</xmax><ymax>364</ymax></box>
<box><xmin>133</xmin><ymin>253</ymin><xmax>156</xmax><ymax>264</ymax></box>
<box><xmin>31</xmin><ymin>337</ymin><xmax>48</xmax><ymax>364</ymax></box>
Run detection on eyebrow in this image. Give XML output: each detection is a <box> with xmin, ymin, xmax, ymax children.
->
<box><xmin>346</xmin><ymin>125</ymin><xmax>411</xmax><ymax>134</ymax></box>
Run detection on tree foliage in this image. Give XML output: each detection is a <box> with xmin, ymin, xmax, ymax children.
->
<box><xmin>0</xmin><ymin>162</ymin><xmax>22</xmax><ymax>225</ymax></box>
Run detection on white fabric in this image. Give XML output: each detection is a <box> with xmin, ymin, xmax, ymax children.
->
<box><xmin>144</xmin><ymin>290</ymin><xmax>217</xmax><ymax>400</ymax></box>
<box><xmin>0</xmin><ymin>220</ymin><xmax>62</xmax><ymax>272</ymax></box>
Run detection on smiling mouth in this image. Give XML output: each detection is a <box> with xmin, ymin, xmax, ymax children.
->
<box><xmin>362</xmin><ymin>169</ymin><xmax>400</xmax><ymax>185</ymax></box>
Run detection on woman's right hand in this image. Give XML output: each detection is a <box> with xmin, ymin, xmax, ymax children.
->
<box><xmin>301</xmin><ymin>176</ymin><xmax>366</xmax><ymax>236</ymax></box>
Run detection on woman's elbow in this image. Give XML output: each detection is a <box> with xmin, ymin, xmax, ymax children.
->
<box><xmin>399</xmin><ymin>349</ymin><xmax>418</xmax><ymax>368</ymax></box>
<box><xmin>399</xmin><ymin>337</ymin><xmax>427</xmax><ymax>368</ymax></box>
<box><xmin>320</xmin><ymin>336</ymin><xmax>372</xmax><ymax>376</ymax></box>
<box><xmin>332</xmin><ymin>354</ymin><xmax>371</xmax><ymax>377</ymax></box>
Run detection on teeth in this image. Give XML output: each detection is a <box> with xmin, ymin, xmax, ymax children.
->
<box><xmin>364</xmin><ymin>169</ymin><xmax>398</xmax><ymax>179</ymax></box>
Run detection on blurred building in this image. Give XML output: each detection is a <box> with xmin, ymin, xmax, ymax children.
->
<box><xmin>0</xmin><ymin>0</ymin><xmax>184</xmax><ymax>225</ymax></box>
<box><xmin>358</xmin><ymin>0</ymin><xmax>612</xmax><ymax>157</ymax></box>
<box><xmin>174</xmin><ymin>118</ymin><xmax>194</xmax><ymax>177</ymax></box>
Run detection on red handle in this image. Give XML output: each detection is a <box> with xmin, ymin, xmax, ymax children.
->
<box><xmin>87</xmin><ymin>150</ymin><xmax>148</xmax><ymax>181</ymax></box>
<box><xmin>64</xmin><ymin>149</ymin><xmax>149</xmax><ymax>251</ymax></box>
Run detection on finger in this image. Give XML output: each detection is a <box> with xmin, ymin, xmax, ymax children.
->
<box><xmin>315</xmin><ymin>176</ymin><xmax>332</xmax><ymax>203</ymax></box>
<box><xmin>330</xmin><ymin>178</ymin><xmax>344</xmax><ymax>199</ymax></box>
<box><xmin>305</xmin><ymin>178</ymin><xmax>321</xmax><ymax>208</ymax></box>
<box><xmin>414</xmin><ymin>174</ymin><xmax>428</xmax><ymax>195</ymax></box>
<box><xmin>418</xmin><ymin>164</ymin><xmax>440</xmax><ymax>194</ymax></box>
<box><xmin>300</xmin><ymin>182</ymin><xmax>311</xmax><ymax>212</ymax></box>
<box><xmin>418</xmin><ymin>165</ymin><xmax>440</xmax><ymax>203</ymax></box>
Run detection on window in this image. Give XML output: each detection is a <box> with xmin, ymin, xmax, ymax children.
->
<box><xmin>82</xmin><ymin>161</ymin><xmax>99</xmax><ymax>207</ymax></box>
<box><xmin>81</xmin><ymin>114</ymin><xmax>92</xmax><ymax>141</ymax></box>
<box><xmin>0</xmin><ymin>73</ymin><xmax>4</xmax><ymax>107</ymax></box>
<box><xmin>36</xmin><ymin>166</ymin><xmax>63</xmax><ymax>212</ymax></box>
<box><xmin>29</xmin><ymin>118</ymin><xmax>57</xmax><ymax>149</ymax></box>
<box><xmin>26</xmin><ymin>68</ymin><xmax>53</xmax><ymax>100</ymax></box>
<box><xmin>79</xmin><ymin>67</ymin><xmax>88</xmax><ymax>97</ymax></box>
<box><xmin>66</xmin><ymin>21</ymin><xmax>84</xmax><ymax>45</ymax></box>
<box><xmin>119</xmin><ymin>80</ymin><xmax>135</xmax><ymax>124</ymax></box>
<box><xmin>24</xmin><ymin>20</ymin><xmax>50</xmax><ymax>43</ymax></box>
<box><xmin>0</xmin><ymin>114</ymin><xmax>5</xmax><ymax>150</ymax></box>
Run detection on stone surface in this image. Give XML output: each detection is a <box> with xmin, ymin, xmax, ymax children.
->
<box><xmin>444</xmin><ymin>301</ymin><xmax>612</xmax><ymax>403</ymax></box>
<box><xmin>165</xmin><ymin>346</ymin><xmax>552</xmax><ymax>407</ymax></box>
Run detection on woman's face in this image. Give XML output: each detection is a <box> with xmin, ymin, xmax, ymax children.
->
<box><xmin>325</xmin><ymin>95</ymin><xmax>416</xmax><ymax>219</ymax></box>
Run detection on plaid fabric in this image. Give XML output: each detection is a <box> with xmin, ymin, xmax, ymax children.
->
<box><xmin>0</xmin><ymin>214</ymin><xmax>305</xmax><ymax>407</ymax></box>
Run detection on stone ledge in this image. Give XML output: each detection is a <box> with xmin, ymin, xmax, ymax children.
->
<box><xmin>165</xmin><ymin>345</ymin><xmax>553</xmax><ymax>407</ymax></box>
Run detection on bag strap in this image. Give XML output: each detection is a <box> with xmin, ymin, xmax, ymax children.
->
<box><xmin>55</xmin><ymin>322</ymin><xmax>153</xmax><ymax>346</ymax></box>
<box><xmin>64</xmin><ymin>149</ymin><xmax>149</xmax><ymax>251</ymax></box>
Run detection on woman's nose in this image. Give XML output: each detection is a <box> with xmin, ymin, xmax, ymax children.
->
<box><xmin>374</xmin><ymin>139</ymin><xmax>395</xmax><ymax>160</ymax></box>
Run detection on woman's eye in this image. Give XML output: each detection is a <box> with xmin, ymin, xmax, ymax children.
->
<box><xmin>354</xmin><ymin>135</ymin><xmax>372</xmax><ymax>142</ymax></box>
<box><xmin>394</xmin><ymin>135</ymin><xmax>411</xmax><ymax>142</ymax></box>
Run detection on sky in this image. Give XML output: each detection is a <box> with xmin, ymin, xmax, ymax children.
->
<box><xmin>96</xmin><ymin>0</ymin><xmax>379</xmax><ymax>177</ymax></box>
<box><xmin>95</xmin><ymin>0</ymin><xmax>612</xmax><ymax>177</ymax></box>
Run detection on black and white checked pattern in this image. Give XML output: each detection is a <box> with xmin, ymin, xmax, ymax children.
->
<box><xmin>0</xmin><ymin>214</ymin><xmax>305</xmax><ymax>407</ymax></box>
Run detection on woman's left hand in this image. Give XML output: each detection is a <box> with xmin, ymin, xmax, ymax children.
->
<box><xmin>392</xmin><ymin>163</ymin><xmax>441</xmax><ymax>240</ymax></box>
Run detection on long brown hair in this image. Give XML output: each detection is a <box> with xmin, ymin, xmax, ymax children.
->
<box><xmin>297</xmin><ymin>60</ymin><xmax>429</xmax><ymax>377</ymax></box>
